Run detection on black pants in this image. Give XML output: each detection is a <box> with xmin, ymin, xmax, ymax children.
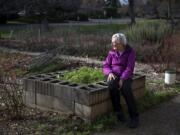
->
<box><xmin>107</xmin><ymin>76</ymin><xmax>139</xmax><ymax>120</ymax></box>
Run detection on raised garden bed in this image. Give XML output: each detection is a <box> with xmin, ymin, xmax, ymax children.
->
<box><xmin>23</xmin><ymin>70</ymin><xmax>145</xmax><ymax>121</ymax></box>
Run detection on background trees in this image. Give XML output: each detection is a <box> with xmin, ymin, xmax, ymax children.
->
<box><xmin>0</xmin><ymin>0</ymin><xmax>179</xmax><ymax>24</ymax></box>
<box><xmin>0</xmin><ymin>0</ymin><xmax>82</xmax><ymax>24</ymax></box>
<box><xmin>0</xmin><ymin>0</ymin><xmax>24</xmax><ymax>23</ymax></box>
<box><xmin>24</xmin><ymin>0</ymin><xmax>81</xmax><ymax>20</ymax></box>
<box><xmin>129</xmin><ymin>0</ymin><xmax>135</xmax><ymax>24</ymax></box>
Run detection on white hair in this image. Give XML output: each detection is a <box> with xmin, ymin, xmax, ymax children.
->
<box><xmin>112</xmin><ymin>33</ymin><xmax>127</xmax><ymax>46</ymax></box>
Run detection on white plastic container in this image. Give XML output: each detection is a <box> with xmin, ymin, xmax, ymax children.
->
<box><xmin>165</xmin><ymin>69</ymin><xmax>176</xmax><ymax>85</ymax></box>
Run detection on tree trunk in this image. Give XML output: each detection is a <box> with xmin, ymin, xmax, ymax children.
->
<box><xmin>0</xmin><ymin>14</ymin><xmax>7</xmax><ymax>24</ymax></box>
<box><xmin>111</xmin><ymin>0</ymin><xmax>117</xmax><ymax>7</ymax></box>
<box><xmin>41</xmin><ymin>16</ymin><xmax>49</xmax><ymax>32</ymax></box>
<box><xmin>129</xmin><ymin>0</ymin><xmax>136</xmax><ymax>25</ymax></box>
<box><xmin>168</xmin><ymin>0</ymin><xmax>174</xmax><ymax>31</ymax></box>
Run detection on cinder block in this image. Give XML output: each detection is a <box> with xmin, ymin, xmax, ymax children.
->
<box><xmin>23</xmin><ymin>72</ymin><xmax>146</xmax><ymax>122</ymax></box>
<box><xmin>74</xmin><ymin>84</ymin><xmax>110</xmax><ymax>106</ymax></box>
<box><xmin>24</xmin><ymin>77</ymin><xmax>36</xmax><ymax>91</ymax></box>
<box><xmin>96</xmin><ymin>81</ymin><xmax>108</xmax><ymax>87</ymax></box>
<box><xmin>133</xmin><ymin>87</ymin><xmax>145</xmax><ymax>98</ymax></box>
<box><xmin>24</xmin><ymin>90</ymin><xmax>36</xmax><ymax>105</ymax></box>
<box><xmin>176</xmin><ymin>72</ymin><xmax>180</xmax><ymax>81</ymax></box>
<box><xmin>23</xmin><ymin>77</ymin><xmax>37</xmax><ymax>106</ymax></box>
<box><xmin>54</xmin><ymin>82</ymin><xmax>79</xmax><ymax>111</ymax></box>
<box><xmin>75</xmin><ymin>99</ymin><xmax>112</xmax><ymax>121</ymax></box>
<box><xmin>75</xmin><ymin>86</ymin><xmax>145</xmax><ymax>121</ymax></box>
<box><xmin>120</xmin><ymin>87</ymin><xmax>145</xmax><ymax>105</ymax></box>
<box><xmin>132</xmin><ymin>75</ymin><xmax>146</xmax><ymax>90</ymax></box>
<box><xmin>73</xmin><ymin>86</ymin><xmax>93</xmax><ymax>105</ymax></box>
<box><xmin>37</xmin><ymin>78</ymin><xmax>54</xmax><ymax>96</ymax></box>
<box><xmin>36</xmin><ymin>93</ymin><xmax>74</xmax><ymax>112</ymax></box>
<box><xmin>54</xmin><ymin>82</ymin><xmax>73</xmax><ymax>100</ymax></box>
<box><xmin>53</xmin><ymin>97</ymin><xmax>74</xmax><ymax>113</ymax></box>
<box><xmin>93</xmin><ymin>83</ymin><xmax>109</xmax><ymax>102</ymax></box>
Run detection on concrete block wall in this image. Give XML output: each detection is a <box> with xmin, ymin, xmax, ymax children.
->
<box><xmin>23</xmin><ymin>71</ymin><xmax>145</xmax><ymax>121</ymax></box>
<box><xmin>74</xmin><ymin>74</ymin><xmax>145</xmax><ymax>121</ymax></box>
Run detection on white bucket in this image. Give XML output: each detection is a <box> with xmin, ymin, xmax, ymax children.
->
<box><xmin>165</xmin><ymin>70</ymin><xmax>176</xmax><ymax>85</ymax></box>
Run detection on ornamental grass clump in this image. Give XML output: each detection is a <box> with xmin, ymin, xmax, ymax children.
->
<box><xmin>126</xmin><ymin>20</ymin><xmax>172</xmax><ymax>44</ymax></box>
<box><xmin>58</xmin><ymin>67</ymin><xmax>104</xmax><ymax>84</ymax></box>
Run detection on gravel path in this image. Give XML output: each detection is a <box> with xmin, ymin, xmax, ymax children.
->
<box><xmin>95</xmin><ymin>94</ymin><xmax>180</xmax><ymax>135</ymax></box>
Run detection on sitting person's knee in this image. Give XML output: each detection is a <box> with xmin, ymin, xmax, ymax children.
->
<box><xmin>107</xmin><ymin>79</ymin><xmax>118</xmax><ymax>89</ymax></box>
<box><xmin>122</xmin><ymin>79</ymin><xmax>132</xmax><ymax>90</ymax></box>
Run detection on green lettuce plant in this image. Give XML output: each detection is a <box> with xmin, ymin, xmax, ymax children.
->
<box><xmin>57</xmin><ymin>67</ymin><xmax>104</xmax><ymax>84</ymax></box>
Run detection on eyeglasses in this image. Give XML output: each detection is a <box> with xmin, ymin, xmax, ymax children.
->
<box><xmin>111</xmin><ymin>42</ymin><xmax>118</xmax><ymax>46</ymax></box>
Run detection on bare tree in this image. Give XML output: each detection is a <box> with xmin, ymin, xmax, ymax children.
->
<box><xmin>167</xmin><ymin>0</ymin><xmax>174</xmax><ymax>31</ymax></box>
<box><xmin>0</xmin><ymin>0</ymin><xmax>24</xmax><ymax>23</ymax></box>
<box><xmin>105</xmin><ymin>0</ymin><xmax>135</xmax><ymax>24</ymax></box>
<box><xmin>59</xmin><ymin>0</ymin><xmax>81</xmax><ymax>12</ymax></box>
<box><xmin>111</xmin><ymin>0</ymin><xmax>118</xmax><ymax>7</ymax></box>
<box><xmin>129</xmin><ymin>0</ymin><xmax>135</xmax><ymax>25</ymax></box>
<box><xmin>147</xmin><ymin>0</ymin><xmax>177</xmax><ymax>30</ymax></box>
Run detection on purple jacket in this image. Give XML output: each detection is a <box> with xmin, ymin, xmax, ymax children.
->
<box><xmin>103</xmin><ymin>45</ymin><xmax>136</xmax><ymax>80</ymax></box>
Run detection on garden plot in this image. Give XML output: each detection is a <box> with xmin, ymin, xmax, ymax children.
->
<box><xmin>23</xmin><ymin>69</ymin><xmax>145</xmax><ymax>121</ymax></box>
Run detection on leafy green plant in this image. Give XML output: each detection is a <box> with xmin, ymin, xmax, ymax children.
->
<box><xmin>57</xmin><ymin>67</ymin><xmax>104</xmax><ymax>84</ymax></box>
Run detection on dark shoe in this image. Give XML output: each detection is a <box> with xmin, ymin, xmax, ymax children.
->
<box><xmin>117</xmin><ymin>114</ymin><xmax>127</xmax><ymax>123</ymax></box>
<box><xmin>127</xmin><ymin>118</ymin><xmax>139</xmax><ymax>128</ymax></box>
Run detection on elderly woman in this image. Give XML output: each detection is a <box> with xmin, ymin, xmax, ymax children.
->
<box><xmin>103</xmin><ymin>33</ymin><xmax>139</xmax><ymax>128</ymax></box>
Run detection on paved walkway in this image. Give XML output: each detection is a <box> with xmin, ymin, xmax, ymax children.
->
<box><xmin>95</xmin><ymin>94</ymin><xmax>180</xmax><ymax>135</ymax></box>
<box><xmin>0</xmin><ymin>46</ymin><xmax>42</xmax><ymax>56</ymax></box>
<box><xmin>0</xmin><ymin>18</ymin><xmax>144</xmax><ymax>30</ymax></box>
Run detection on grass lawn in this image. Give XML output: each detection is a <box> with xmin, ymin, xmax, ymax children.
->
<box><xmin>0</xmin><ymin>30</ymin><xmax>11</xmax><ymax>38</ymax></box>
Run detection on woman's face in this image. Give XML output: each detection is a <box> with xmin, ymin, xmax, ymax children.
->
<box><xmin>112</xmin><ymin>41</ymin><xmax>124</xmax><ymax>51</ymax></box>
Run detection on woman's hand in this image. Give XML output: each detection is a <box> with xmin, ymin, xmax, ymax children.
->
<box><xmin>119</xmin><ymin>79</ymin><xmax>123</xmax><ymax>89</ymax></box>
<box><xmin>107</xmin><ymin>73</ymin><xmax>115</xmax><ymax>82</ymax></box>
